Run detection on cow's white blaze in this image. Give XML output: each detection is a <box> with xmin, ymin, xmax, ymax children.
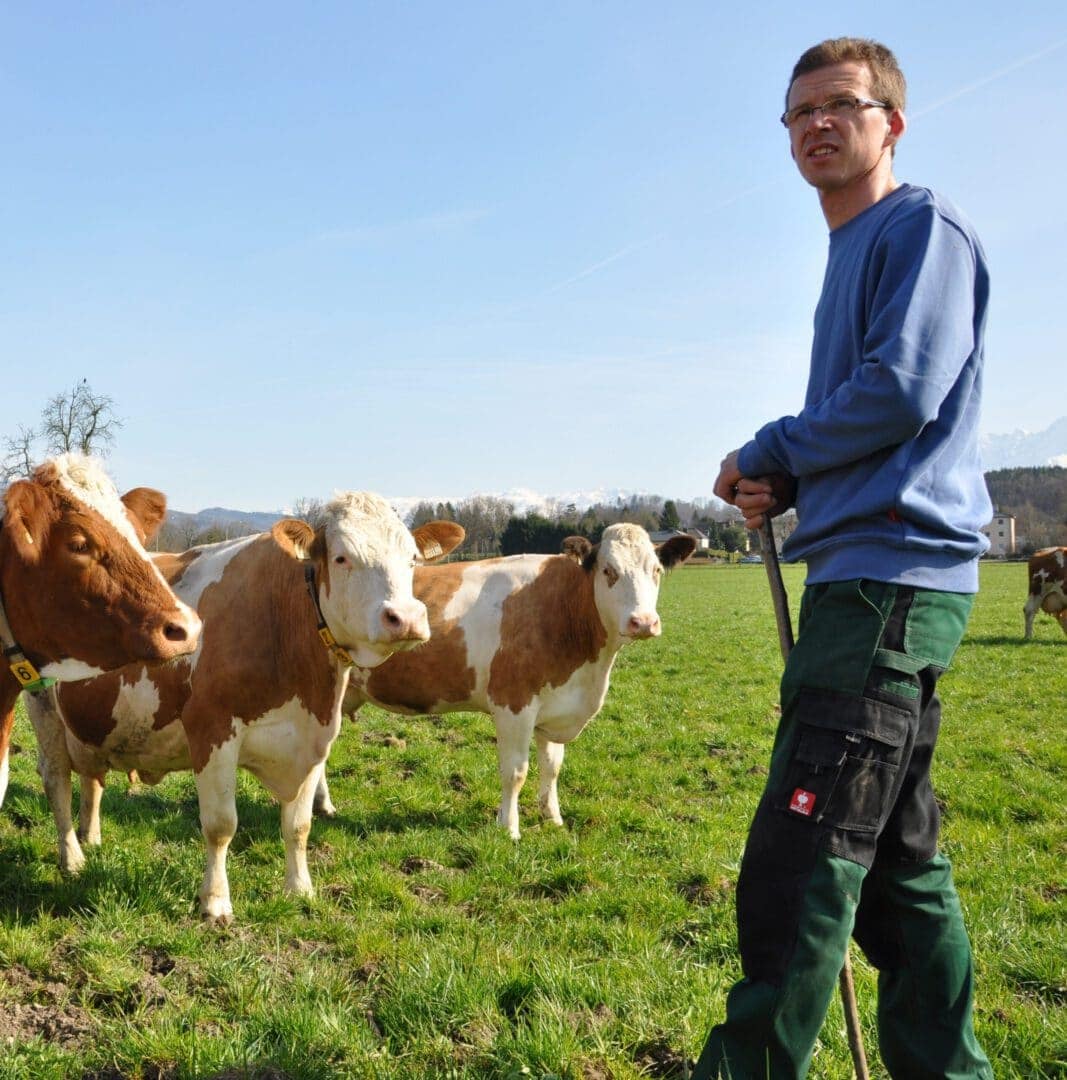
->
<box><xmin>593</xmin><ymin>524</ymin><xmax>665</xmax><ymax>640</ymax></box>
<box><xmin>318</xmin><ymin>492</ymin><xmax>430</xmax><ymax>667</ymax></box>
<box><xmin>54</xmin><ymin>454</ymin><xmax>200</xmax><ymax>627</ymax></box>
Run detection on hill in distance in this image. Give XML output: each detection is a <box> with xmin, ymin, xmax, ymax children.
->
<box><xmin>168</xmin><ymin>419</ymin><xmax>1067</xmax><ymax>536</ymax></box>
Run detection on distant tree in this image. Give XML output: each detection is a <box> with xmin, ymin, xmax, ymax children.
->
<box><xmin>500</xmin><ymin>512</ymin><xmax>587</xmax><ymax>556</ymax></box>
<box><xmin>41</xmin><ymin>379</ymin><xmax>123</xmax><ymax>457</ymax></box>
<box><xmin>453</xmin><ymin>496</ymin><xmax>514</xmax><ymax>556</ymax></box>
<box><xmin>291</xmin><ymin>496</ymin><xmax>328</xmax><ymax>527</ymax></box>
<box><xmin>660</xmin><ymin>499</ymin><xmax>681</xmax><ymax>530</ymax></box>
<box><xmin>2</xmin><ymin>379</ymin><xmax>122</xmax><ymax>483</ymax></box>
<box><xmin>406</xmin><ymin>501</ymin><xmax>440</xmax><ymax>528</ymax></box>
<box><xmin>1</xmin><ymin>425</ymin><xmax>37</xmax><ymax>484</ymax></box>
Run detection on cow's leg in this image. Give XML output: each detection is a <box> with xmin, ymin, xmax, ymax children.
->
<box><xmin>194</xmin><ymin>739</ymin><xmax>240</xmax><ymax>925</ymax></box>
<box><xmin>280</xmin><ymin>761</ymin><xmax>323</xmax><ymax>899</ymax></box>
<box><xmin>311</xmin><ymin>769</ymin><xmax>337</xmax><ymax>818</ymax></box>
<box><xmin>494</xmin><ymin>708</ymin><xmax>536</xmax><ymax>840</ymax></box>
<box><xmin>534</xmin><ymin>734</ymin><xmax>566</xmax><ymax>827</ymax></box>
<box><xmin>78</xmin><ymin>774</ymin><xmax>106</xmax><ymax>846</ymax></box>
<box><xmin>0</xmin><ymin>704</ymin><xmax>14</xmax><ymax>809</ymax></box>
<box><xmin>24</xmin><ymin>690</ymin><xmax>86</xmax><ymax>874</ymax></box>
<box><xmin>1023</xmin><ymin>593</ymin><xmax>1039</xmax><ymax>639</ymax></box>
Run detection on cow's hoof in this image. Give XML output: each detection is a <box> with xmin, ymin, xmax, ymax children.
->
<box><xmin>200</xmin><ymin>908</ymin><xmax>233</xmax><ymax>928</ymax></box>
<box><xmin>59</xmin><ymin>851</ymin><xmax>86</xmax><ymax>876</ymax></box>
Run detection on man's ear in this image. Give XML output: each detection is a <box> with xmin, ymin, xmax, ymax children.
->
<box><xmin>885</xmin><ymin>107</ymin><xmax>906</xmax><ymax>148</ymax></box>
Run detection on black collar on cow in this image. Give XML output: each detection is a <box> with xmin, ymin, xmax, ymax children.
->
<box><xmin>303</xmin><ymin>564</ymin><xmax>354</xmax><ymax>667</ymax></box>
<box><xmin>0</xmin><ymin>583</ymin><xmax>56</xmax><ymax>694</ymax></box>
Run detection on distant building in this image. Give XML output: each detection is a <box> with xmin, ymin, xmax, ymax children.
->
<box><xmin>981</xmin><ymin>511</ymin><xmax>1017</xmax><ymax>556</ymax></box>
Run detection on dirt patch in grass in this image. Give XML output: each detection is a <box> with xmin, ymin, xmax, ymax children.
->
<box><xmin>0</xmin><ymin>963</ymin><xmax>95</xmax><ymax>1048</ymax></box>
<box><xmin>630</xmin><ymin>1037</ymin><xmax>693</xmax><ymax>1078</ymax></box>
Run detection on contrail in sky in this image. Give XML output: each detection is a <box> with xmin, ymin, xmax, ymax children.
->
<box><xmin>546</xmin><ymin>37</ymin><xmax>1066</xmax><ymax>295</ymax></box>
<box><xmin>911</xmin><ymin>37</ymin><xmax>1067</xmax><ymax>118</ymax></box>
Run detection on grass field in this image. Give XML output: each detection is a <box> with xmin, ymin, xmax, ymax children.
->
<box><xmin>0</xmin><ymin>561</ymin><xmax>1063</xmax><ymax>1079</ymax></box>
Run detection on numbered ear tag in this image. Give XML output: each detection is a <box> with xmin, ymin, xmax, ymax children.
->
<box><xmin>10</xmin><ymin>658</ymin><xmax>56</xmax><ymax>693</ymax></box>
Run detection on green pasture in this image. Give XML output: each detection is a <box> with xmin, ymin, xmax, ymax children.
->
<box><xmin>0</xmin><ymin>561</ymin><xmax>1063</xmax><ymax>1078</ymax></box>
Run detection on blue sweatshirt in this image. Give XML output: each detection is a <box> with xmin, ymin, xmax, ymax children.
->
<box><xmin>737</xmin><ymin>184</ymin><xmax>993</xmax><ymax>592</ymax></box>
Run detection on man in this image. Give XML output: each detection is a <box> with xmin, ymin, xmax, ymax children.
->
<box><xmin>694</xmin><ymin>38</ymin><xmax>994</xmax><ymax>1079</ymax></box>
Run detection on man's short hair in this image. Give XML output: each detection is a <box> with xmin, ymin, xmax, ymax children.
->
<box><xmin>786</xmin><ymin>37</ymin><xmax>906</xmax><ymax>112</ymax></box>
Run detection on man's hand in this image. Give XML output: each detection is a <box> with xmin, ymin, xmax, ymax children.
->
<box><xmin>714</xmin><ymin>450</ymin><xmax>797</xmax><ymax>530</ymax></box>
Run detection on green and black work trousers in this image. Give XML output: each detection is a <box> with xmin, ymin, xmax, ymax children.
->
<box><xmin>694</xmin><ymin>580</ymin><xmax>993</xmax><ymax>1079</ymax></box>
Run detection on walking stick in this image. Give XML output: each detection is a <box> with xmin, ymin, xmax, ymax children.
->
<box><xmin>757</xmin><ymin>518</ymin><xmax>870</xmax><ymax>1080</ymax></box>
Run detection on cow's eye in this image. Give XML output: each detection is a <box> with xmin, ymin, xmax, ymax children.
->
<box><xmin>69</xmin><ymin>536</ymin><xmax>90</xmax><ymax>555</ymax></box>
<box><xmin>334</xmin><ymin>555</ymin><xmax>348</xmax><ymax>566</ymax></box>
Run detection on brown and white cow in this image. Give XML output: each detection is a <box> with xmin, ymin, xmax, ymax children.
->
<box><xmin>316</xmin><ymin>524</ymin><xmax>695</xmax><ymax>838</ymax></box>
<box><xmin>1</xmin><ymin>455</ymin><xmax>201</xmax><ymax>806</ymax></box>
<box><xmin>25</xmin><ymin>492</ymin><xmax>463</xmax><ymax>923</ymax></box>
<box><xmin>1024</xmin><ymin>547</ymin><xmax>1067</xmax><ymax>638</ymax></box>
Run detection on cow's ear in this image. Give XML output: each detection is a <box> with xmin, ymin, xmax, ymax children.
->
<box><xmin>121</xmin><ymin>487</ymin><xmax>167</xmax><ymax>545</ymax></box>
<box><xmin>412</xmin><ymin>521</ymin><xmax>465</xmax><ymax>563</ymax></box>
<box><xmin>3</xmin><ymin>479</ymin><xmax>50</xmax><ymax>566</ymax></box>
<box><xmin>657</xmin><ymin>535</ymin><xmax>697</xmax><ymax>570</ymax></box>
<box><xmin>581</xmin><ymin>544</ymin><xmax>600</xmax><ymax>573</ymax></box>
<box><xmin>561</xmin><ymin>536</ymin><xmax>592</xmax><ymax>564</ymax></box>
<box><xmin>271</xmin><ymin>518</ymin><xmax>317</xmax><ymax>561</ymax></box>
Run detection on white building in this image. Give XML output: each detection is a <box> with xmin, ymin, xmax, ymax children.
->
<box><xmin>981</xmin><ymin>512</ymin><xmax>1017</xmax><ymax>557</ymax></box>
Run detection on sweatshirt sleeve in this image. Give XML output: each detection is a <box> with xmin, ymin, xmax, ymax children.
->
<box><xmin>737</xmin><ymin>203</ymin><xmax>980</xmax><ymax>480</ymax></box>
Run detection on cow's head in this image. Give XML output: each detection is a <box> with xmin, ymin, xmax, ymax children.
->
<box><xmin>571</xmin><ymin>525</ymin><xmax>695</xmax><ymax>640</ymax></box>
<box><xmin>272</xmin><ymin>493</ymin><xmax>464</xmax><ymax>668</ymax></box>
<box><xmin>0</xmin><ymin>455</ymin><xmax>202</xmax><ymax>680</ymax></box>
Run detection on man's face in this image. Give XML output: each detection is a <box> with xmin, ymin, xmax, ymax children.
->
<box><xmin>786</xmin><ymin>61</ymin><xmax>901</xmax><ymax>193</ymax></box>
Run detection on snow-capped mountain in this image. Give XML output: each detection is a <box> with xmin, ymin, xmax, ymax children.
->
<box><xmin>981</xmin><ymin>418</ymin><xmax>1067</xmax><ymax>470</ymax></box>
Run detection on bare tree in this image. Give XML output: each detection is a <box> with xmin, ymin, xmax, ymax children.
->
<box><xmin>1</xmin><ymin>424</ymin><xmax>38</xmax><ymax>484</ymax></box>
<box><xmin>453</xmin><ymin>495</ymin><xmax>514</xmax><ymax>556</ymax></box>
<box><xmin>290</xmin><ymin>496</ymin><xmax>328</xmax><ymax>528</ymax></box>
<box><xmin>3</xmin><ymin>380</ymin><xmax>123</xmax><ymax>484</ymax></box>
<box><xmin>41</xmin><ymin>379</ymin><xmax>123</xmax><ymax>457</ymax></box>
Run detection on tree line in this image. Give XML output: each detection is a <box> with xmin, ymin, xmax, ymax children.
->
<box><xmin>985</xmin><ymin>466</ymin><xmax>1067</xmax><ymax>553</ymax></box>
<box><xmin>6</xmin><ymin>385</ymin><xmax>1062</xmax><ymax>556</ymax></box>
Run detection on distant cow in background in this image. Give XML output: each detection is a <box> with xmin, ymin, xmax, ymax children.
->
<box><xmin>1024</xmin><ymin>547</ymin><xmax>1067</xmax><ymax>638</ymax></box>
<box><xmin>318</xmin><ymin>524</ymin><xmax>696</xmax><ymax>838</ymax></box>
<box><xmin>1</xmin><ymin>455</ymin><xmax>201</xmax><ymax>807</ymax></box>
<box><xmin>26</xmin><ymin>493</ymin><xmax>463</xmax><ymax>924</ymax></box>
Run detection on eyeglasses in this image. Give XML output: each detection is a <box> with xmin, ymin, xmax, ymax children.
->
<box><xmin>780</xmin><ymin>95</ymin><xmax>889</xmax><ymax>129</ymax></box>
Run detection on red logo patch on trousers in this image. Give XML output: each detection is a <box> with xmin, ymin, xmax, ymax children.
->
<box><xmin>789</xmin><ymin>788</ymin><xmax>816</xmax><ymax>817</ymax></box>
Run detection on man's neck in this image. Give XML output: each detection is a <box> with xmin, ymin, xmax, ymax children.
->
<box><xmin>819</xmin><ymin>167</ymin><xmax>900</xmax><ymax>231</ymax></box>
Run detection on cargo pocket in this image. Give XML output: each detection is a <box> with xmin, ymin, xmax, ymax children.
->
<box><xmin>775</xmin><ymin>689</ymin><xmax>912</xmax><ymax>834</ymax></box>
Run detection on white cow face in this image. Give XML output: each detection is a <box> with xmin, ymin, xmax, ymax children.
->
<box><xmin>589</xmin><ymin>524</ymin><xmax>695</xmax><ymax>640</ymax></box>
<box><xmin>276</xmin><ymin>494</ymin><xmax>464</xmax><ymax>669</ymax></box>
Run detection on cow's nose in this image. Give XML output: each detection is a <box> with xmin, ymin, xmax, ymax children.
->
<box><xmin>627</xmin><ymin>613</ymin><xmax>661</xmax><ymax>639</ymax></box>
<box><xmin>380</xmin><ymin>603</ymin><xmax>430</xmax><ymax>643</ymax></box>
<box><xmin>153</xmin><ymin>606</ymin><xmax>201</xmax><ymax>656</ymax></box>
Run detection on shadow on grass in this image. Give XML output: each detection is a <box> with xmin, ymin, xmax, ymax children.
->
<box><xmin>0</xmin><ymin>782</ymin><xmax>296</xmax><ymax>922</ymax></box>
<box><xmin>964</xmin><ymin>634</ymin><xmax>1065</xmax><ymax>647</ymax></box>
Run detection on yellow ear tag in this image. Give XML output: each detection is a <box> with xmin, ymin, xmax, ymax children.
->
<box><xmin>10</xmin><ymin>658</ymin><xmax>55</xmax><ymax>692</ymax></box>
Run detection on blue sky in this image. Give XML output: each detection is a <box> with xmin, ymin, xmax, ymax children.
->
<box><xmin>4</xmin><ymin>2</ymin><xmax>1065</xmax><ymax>512</ymax></box>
